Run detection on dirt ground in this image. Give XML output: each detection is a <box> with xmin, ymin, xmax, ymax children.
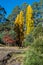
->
<box><xmin>0</xmin><ymin>46</ymin><xmax>29</xmax><ymax>65</ymax></box>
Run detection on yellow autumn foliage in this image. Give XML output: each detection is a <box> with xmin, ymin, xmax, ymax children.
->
<box><xmin>14</xmin><ymin>14</ymin><xmax>20</xmax><ymax>24</ymax></box>
<box><xmin>15</xmin><ymin>11</ymin><xmax>24</xmax><ymax>26</ymax></box>
<box><xmin>26</xmin><ymin>5</ymin><xmax>34</xmax><ymax>34</ymax></box>
<box><xmin>14</xmin><ymin>11</ymin><xmax>24</xmax><ymax>45</ymax></box>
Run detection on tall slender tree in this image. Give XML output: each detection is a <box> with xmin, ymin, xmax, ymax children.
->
<box><xmin>26</xmin><ymin>5</ymin><xmax>34</xmax><ymax>35</ymax></box>
<box><xmin>14</xmin><ymin>11</ymin><xmax>24</xmax><ymax>47</ymax></box>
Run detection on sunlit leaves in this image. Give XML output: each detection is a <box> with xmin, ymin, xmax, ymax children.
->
<box><xmin>26</xmin><ymin>5</ymin><xmax>34</xmax><ymax>34</ymax></box>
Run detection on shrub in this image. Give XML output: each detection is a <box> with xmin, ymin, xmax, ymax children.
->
<box><xmin>32</xmin><ymin>22</ymin><xmax>43</xmax><ymax>38</ymax></box>
<box><xmin>23</xmin><ymin>38</ymin><xmax>43</xmax><ymax>65</ymax></box>
<box><xmin>32</xmin><ymin>38</ymin><xmax>43</xmax><ymax>53</ymax></box>
<box><xmin>23</xmin><ymin>34</ymin><xmax>34</xmax><ymax>47</ymax></box>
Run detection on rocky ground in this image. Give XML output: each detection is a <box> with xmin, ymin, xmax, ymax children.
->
<box><xmin>0</xmin><ymin>47</ymin><xmax>28</xmax><ymax>65</ymax></box>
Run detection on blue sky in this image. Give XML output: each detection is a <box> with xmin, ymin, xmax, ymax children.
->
<box><xmin>0</xmin><ymin>0</ymin><xmax>39</xmax><ymax>17</ymax></box>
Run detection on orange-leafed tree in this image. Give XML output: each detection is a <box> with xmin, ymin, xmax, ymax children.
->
<box><xmin>14</xmin><ymin>11</ymin><xmax>24</xmax><ymax>47</ymax></box>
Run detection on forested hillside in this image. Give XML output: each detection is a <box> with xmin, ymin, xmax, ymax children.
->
<box><xmin>0</xmin><ymin>1</ymin><xmax>43</xmax><ymax>65</ymax></box>
<box><xmin>0</xmin><ymin>2</ymin><xmax>43</xmax><ymax>46</ymax></box>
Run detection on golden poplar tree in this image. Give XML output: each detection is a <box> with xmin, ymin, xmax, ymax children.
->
<box><xmin>14</xmin><ymin>11</ymin><xmax>24</xmax><ymax>47</ymax></box>
<box><xmin>14</xmin><ymin>14</ymin><xmax>20</xmax><ymax>24</ymax></box>
<box><xmin>26</xmin><ymin>5</ymin><xmax>34</xmax><ymax>34</ymax></box>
